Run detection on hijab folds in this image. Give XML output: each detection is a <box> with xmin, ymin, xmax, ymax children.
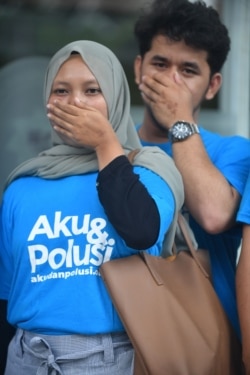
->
<box><xmin>5</xmin><ymin>40</ymin><xmax>184</xmax><ymax>253</ymax></box>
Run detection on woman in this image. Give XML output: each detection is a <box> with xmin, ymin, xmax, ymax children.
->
<box><xmin>236</xmin><ymin>172</ymin><xmax>250</xmax><ymax>375</ymax></box>
<box><xmin>0</xmin><ymin>40</ymin><xmax>184</xmax><ymax>375</ymax></box>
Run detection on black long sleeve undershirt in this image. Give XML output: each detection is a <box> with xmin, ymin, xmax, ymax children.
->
<box><xmin>97</xmin><ymin>155</ymin><xmax>160</xmax><ymax>250</ymax></box>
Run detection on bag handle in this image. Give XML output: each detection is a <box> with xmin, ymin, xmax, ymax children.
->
<box><xmin>139</xmin><ymin>213</ymin><xmax>210</xmax><ymax>286</ymax></box>
<box><xmin>127</xmin><ymin>149</ymin><xmax>209</xmax><ymax>279</ymax></box>
<box><xmin>177</xmin><ymin>214</ymin><xmax>209</xmax><ymax>278</ymax></box>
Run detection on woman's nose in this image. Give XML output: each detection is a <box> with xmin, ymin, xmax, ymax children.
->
<box><xmin>69</xmin><ymin>93</ymin><xmax>87</xmax><ymax>105</ymax></box>
<box><xmin>68</xmin><ymin>94</ymin><xmax>77</xmax><ymax>105</ymax></box>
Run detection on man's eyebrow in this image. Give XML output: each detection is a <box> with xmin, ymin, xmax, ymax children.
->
<box><xmin>151</xmin><ymin>55</ymin><xmax>169</xmax><ymax>63</ymax></box>
<box><xmin>151</xmin><ymin>55</ymin><xmax>201</xmax><ymax>70</ymax></box>
<box><xmin>183</xmin><ymin>61</ymin><xmax>200</xmax><ymax>71</ymax></box>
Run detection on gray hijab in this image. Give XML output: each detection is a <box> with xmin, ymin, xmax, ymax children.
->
<box><xmin>5</xmin><ymin>40</ymin><xmax>184</xmax><ymax>254</ymax></box>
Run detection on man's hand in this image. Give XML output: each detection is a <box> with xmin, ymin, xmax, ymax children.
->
<box><xmin>139</xmin><ymin>71</ymin><xmax>194</xmax><ymax>128</ymax></box>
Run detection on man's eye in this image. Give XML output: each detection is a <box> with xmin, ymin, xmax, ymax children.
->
<box><xmin>183</xmin><ymin>68</ymin><xmax>198</xmax><ymax>75</ymax></box>
<box><xmin>153</xmin><ymin>62</ymin><xmax>166</xmax><ymax>68</ymax></box>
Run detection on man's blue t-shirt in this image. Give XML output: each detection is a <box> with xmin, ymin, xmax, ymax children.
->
<box><xmin>0</xmin><ymin>167</ymin><xmax>175</xmax><ymax>335</ymax></box>
<box><xmin>138</xmin><ymin>124</ymin><xmax>250</xmax><ymax>339</ymax></box>
<box><xmin>237</xmin><ymin>171</ymin><xmax>250</xmax><ymax>224</ymax></box>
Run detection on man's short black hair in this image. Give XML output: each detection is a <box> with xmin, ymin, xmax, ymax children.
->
<box><xmin>134</xmin><ymin>0</ymin><xmax>230</xmax><ymax>75</ymax></box>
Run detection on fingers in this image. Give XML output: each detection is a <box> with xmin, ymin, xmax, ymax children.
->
<box><xmin>140</xmin><ymin>72</ymin><xmax>184</xmax><ymax>94</ymax></box>
<box><xmin>138</xmin><ymin>72</ymin><xmax>193</xmax><ymax>128</ymax></box>
<box><xmin>47</xmin><ymin>103</ymin><xmax>74</xmax><ymax>134</ymax></box>
<box><xmin>139</xmin><ymin>72</ymin><xmax>190</xmax><ymax>108</ymax></box>
<box><xmin>139</xmin><ymin>78</ymin><xmax>159</xmax><ymax>104</ymax></box>
<box><xmin>47</xmin><ymin>100</ymin><xmax>83</xmax><ymax>127</ymax></box>
<box><xmin>139</xmin><ymin>73</ymin><xmax>174</xmax><ymax>103</ymax></box>
<box><xmin>47</xmin><ymin>100</ymin><xmax>78</xmax><ymax>117</ymax></box>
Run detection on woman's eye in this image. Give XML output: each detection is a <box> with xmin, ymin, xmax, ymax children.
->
<box><xmin>53</xmin><ymin>88</ymin><xmax>68</xmax><ymax>95</ymax></box>
<box><xmin>86</xmin><ymin>88</ymin><xmax>102</xmax><ymax>95</ymax></box>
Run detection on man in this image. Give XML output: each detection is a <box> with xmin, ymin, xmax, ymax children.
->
<box><xmin>133</xmin><ymin>0</ymin><xmax>250</xmax><ymax>339</ymax></box>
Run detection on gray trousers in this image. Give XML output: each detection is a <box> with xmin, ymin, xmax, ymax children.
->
<box><xmin>4</xmin><ymin>329</ymin><xmax>134</xmax><ymax>375</ymax></box>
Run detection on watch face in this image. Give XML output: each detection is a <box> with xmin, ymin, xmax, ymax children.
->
<box><xmin>172</xmin><ymin>122</ymin><xmax>192</xmax><ymax>140</ymax></box>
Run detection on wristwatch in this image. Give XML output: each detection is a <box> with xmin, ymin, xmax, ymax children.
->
<box><xmin>168</xmin><ymin>121</ymin><xmax>200</xmax><ymax>143</ymax></box>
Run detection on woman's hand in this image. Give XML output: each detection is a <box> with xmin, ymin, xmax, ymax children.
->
<box><xmin>47</xmin><ymin>98</ymin><xmax>112</xmax><ymax>148</ymax></box>
<box><xmin>47</xmin><ymin>98</ymin><xmax>125</xmax><ymax>169</ymax></box>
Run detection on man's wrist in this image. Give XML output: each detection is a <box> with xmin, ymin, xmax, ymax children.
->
<box><xmin>168</xmin><ymin>121</ymin><xmax>200</xmax><ymax>143</ymax></box>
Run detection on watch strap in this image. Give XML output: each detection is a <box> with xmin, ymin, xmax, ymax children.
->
<box><xmin>168</xmin><ymin>121</ymin><xmax>200</xmax><ymax>143</ymax></box>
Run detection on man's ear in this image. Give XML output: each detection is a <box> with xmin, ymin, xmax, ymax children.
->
<box><xmin>134</xmin><ymin>55</ymin><xmax>142</xmax><ymax>86</ymax></box>
<box><xmin>205</xmin><ymin>72</ymin><xmax>222</xmax><ymax>100</ymax></box>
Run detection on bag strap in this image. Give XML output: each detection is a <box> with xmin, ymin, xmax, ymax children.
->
<box><xmin>127</xmin><ymin>149</ymin><xmax>209</xmax><ymax>279</ymax></box>
<box><xmin>177</xmin><ymin>214</ymin><xmax>209</xmax><ymax>278</ymax></box>
<box><xmin>140</xmin><ymin>213</ymin><xmax>210</xmax><ymax>286</ymax></box>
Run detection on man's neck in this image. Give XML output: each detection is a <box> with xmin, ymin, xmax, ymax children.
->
<box><xmin>138</xmin><ymin>111</ymin><xmax>169</xmax><ymax>144</ymax></box>
<box><xmin>138</xmin><ymin>108</ymin><xmax>200</xmax><ymax>144</ymax></box>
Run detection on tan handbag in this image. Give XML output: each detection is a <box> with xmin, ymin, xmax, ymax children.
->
<box><xmin>100</xmin><ymin>214</ymin><xmax>243</xmax><ymax>375</ymax></box>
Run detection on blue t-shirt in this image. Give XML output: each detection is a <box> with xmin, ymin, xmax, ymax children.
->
<box><xmin>237</xmin><ymin>171</ymin><xmax>250</xmax><ymax>224</ymax></box>
<box><xmin>138</xmin><ymin>124</ymin><xmax>250</xmax><ymax>339</ymax></box>
<box><xmin>0</xmin><ymin>167</ymin><xmax>174</xmax><ymax>335</ymax></box>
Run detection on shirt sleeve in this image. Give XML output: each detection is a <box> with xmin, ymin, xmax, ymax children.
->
<box><xmin>237</xmin><ymin>171</ymin><xmax>250</xmax><ymax>224</ymax></box>
<box><xmin>97</xmin><ymin>155</ymin><xmax>174</xmax><ymax>250</ymax></box>
<box><xmin>201</xmin><ymin>129</ymin><xmax>250</xmax><ymax>195</ymax></box>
